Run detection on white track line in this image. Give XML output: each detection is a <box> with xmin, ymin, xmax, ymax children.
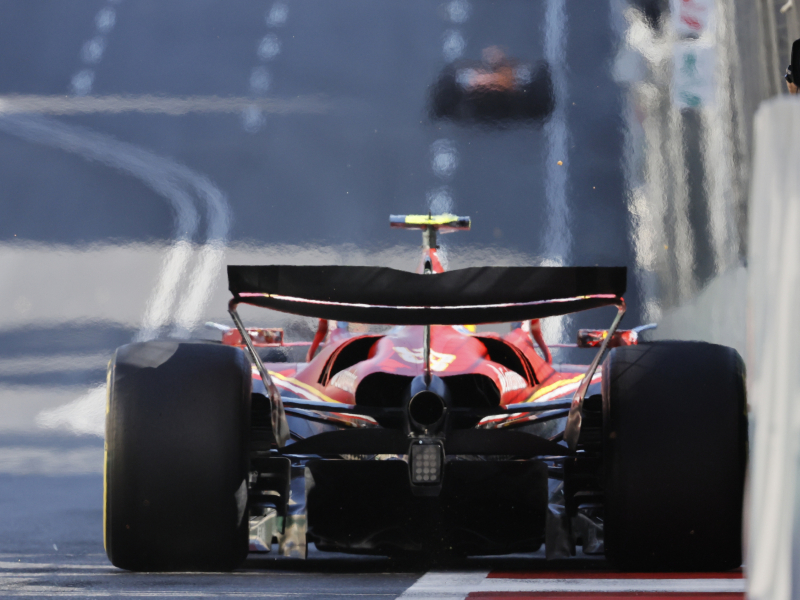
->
<box><xmin>542</xmin><ymin>0</ymin><xmax>570</xmax><ymax>263</ymax></box>
<box><xmin>166</xmin><ymin>158</ymin><xmax>232</xmax><ymax>337</ymax></box>
<box><xmin>0</xmin><ymin>94</ymin><xmax>329</xmax><ymax>116</ymax></box>
<box><xmin>0</xmin><ymin>353</ymin><xmax>109</xmax><ymax>376</ymax></box>
<box><xmin>398</xmin><ymin>571</ymin><xmax>489</xmax><ymax>599</ymax></box>
<box><xmin>0</xmin><ymin>447</ymin><xmax>103</xmax><ymax>475</ymax></box>
<box><xmin>170</xmin><ymin>241</ymin><xmax>228</xmax><ymax>337</ymax></box>
<box><xmin>397</xmin><ymin>571</ymin><xmax>746</xmax><ymax>599</ymax></box>
<box><xmin>0</xmin><ymin>592</ymin><xmax>394</xmax><ymax>598</ymax></box>
<box><xmin>540</xmin><ymin>0</ymin><xmax>571</xmax><ymax>346</ymax></box>
<box><xmin>36</xmin><ymin>384</ymin><xmax>107</xmax><ymax>436</ymax></box>
<box><xmin>139</xmin><ymin>240</ymin><xmax>196</xmax><ymax>341</ymax></box>
<box><xmin>0</xmin><ymin>561</ymin><xmax>107</xmax><ymax>570</ymax></box>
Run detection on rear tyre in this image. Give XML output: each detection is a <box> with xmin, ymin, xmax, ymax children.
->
<box><xmin>520</xmin><ymin>61</ymin><xmax>555</xmax><ymax>120</ymax></box>
<box><xmin>105</xmin><ymin>341</ymin><xmax>252</xmax><ymax>571</ymax></box>
<box><xmin>430</xmin><ymin>67</ymin><xmax>463</xmax><ymax>119</ymax></box>
<box><xmin>602</xmin><ymin>341</ymin><xmax>747</xmax><ymax>571</ymax></box>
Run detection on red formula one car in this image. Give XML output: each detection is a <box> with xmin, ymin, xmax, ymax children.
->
<box><xmin>104</xmin><ymin>215</ymin><xmax>747</xmax><ymax>572</ymax></box>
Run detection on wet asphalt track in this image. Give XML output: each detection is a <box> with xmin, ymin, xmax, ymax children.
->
<box><xmin>0</xmin><ymin>1</ymin><xmax>619</xmax><ymax>594</ymax></box>
<box><xmin>0</xmin><ymin>464</ymin><xmax>594</xmax><ymax>598</ymax></box>
<box><xmin>0</xmin><ymin>0</ymin><xmax>770</xmax><ymax>596</ymax></box>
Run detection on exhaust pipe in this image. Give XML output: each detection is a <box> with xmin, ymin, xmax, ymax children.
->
<box><xmin>408</xmin><ymin>390</ymin><xmax>446</xmax><ymax>431</ymax></box>
<box><xmin>405</xmin><ymin>374</ymin><xmax>449</xmax><ymax>434</ymax></box>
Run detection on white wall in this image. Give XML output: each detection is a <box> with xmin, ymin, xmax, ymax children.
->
<box><xmin>746</xmin><ymin>96</ymin><xmax>800</xmax><ymax>600</ymax></box>
<box><xmin>651</xmin><ymin>264</ymin><xmax>747</xmax><ymax>357</ymax></box>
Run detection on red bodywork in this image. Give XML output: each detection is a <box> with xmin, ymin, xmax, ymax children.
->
<box><xmin>258</xmin><ymin>325</ymin><xmax>599</xmax><ymax>430</ymax></box>
<box><xmin>226</xmin><ymin>242</ymin><xmax>603</xmax><ymax>430</ymax></box>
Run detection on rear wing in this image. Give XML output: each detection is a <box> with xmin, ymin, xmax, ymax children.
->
<box><xmin>227</xmin><ymin>265</ymin><xmax>626</xmax><ymax>325</ymax></box>
<box><xmin>390</xmin><ymin>214</ymin><xmax>471</xmax><ymax>233</ymax></box>
<box><xmin>227</xmin><ymin>264</ymin><xmax>626</xmax><ymax>450</ymax></box>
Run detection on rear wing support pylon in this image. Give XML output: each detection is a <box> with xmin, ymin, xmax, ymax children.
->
<box><xmin>228</xmin><ymin>298</ymin><xmax>290</xmax><ymax>448</ymax></box>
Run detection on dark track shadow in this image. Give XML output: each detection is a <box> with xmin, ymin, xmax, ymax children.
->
<box><xmin>241</xmin><ymin>548</ymin><xmax>608</xmax><ymax>574</ymax></box>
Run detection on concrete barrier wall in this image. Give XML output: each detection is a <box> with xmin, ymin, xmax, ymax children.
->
<box><xmin>746</xmin><ymin>96</ymin><xmax>800</xmax><ymax>600</ymax></box>
<box><xmin>651</xmin><ymin>264</ymin><xmax>747</xmax><ymax>357</ymax></box>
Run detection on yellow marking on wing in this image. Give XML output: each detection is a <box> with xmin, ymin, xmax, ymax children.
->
<box><xmin>103</xmin><ymin>358</ymin><xmax>112</xmax><ymax>552</ymax></box>
<box><xmin>525</xmin><ymin>374</ymin><xmax>585</xmax><ymax>403</ymax></box>
<box><xmin>405</xmin><ymin>214</ymin><xmax>461</xmax><ymax>226</ymax></box>
<box><xmin>103</xmin><ymin>446</ymin><xmax>108</xmax><ymax>552</ymax></box>
<box><xmin>268</xmin><ymin>370</ymin><xmax>340</xmax><ymax>404</ymax></box>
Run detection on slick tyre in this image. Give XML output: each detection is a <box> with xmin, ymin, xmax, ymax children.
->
<box><xmin>431</xmin><ymin>67</ymin><xmax>463</xmax><ymax>118</ymax></box>
<box><xmin>105</xmin><ymin>341</ymin><xmax>252</xmax><ymax>571</ymax></box>
<box><xmin>519</xmin><ymin>61</ymin><xmax>555</xmax><ymax>120</ymax></box>
<box><xmin>602</xmin><ymin>341</ymin><xmax>747</xmax><ymax>571</ymax></box>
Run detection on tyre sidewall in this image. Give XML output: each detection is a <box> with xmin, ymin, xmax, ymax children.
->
<box><xmin>602</xmin><ymin>341</ymin><xmax>747</xmax><ymax>570</ymax></box>
<box><xmin>105</xmin><ymin>341</ymin><xmax>252</xmax><ymax>571</ymax></box>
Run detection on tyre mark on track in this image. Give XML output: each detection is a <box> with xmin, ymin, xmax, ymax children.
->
<box><xmin>0</xmin><ymin>113</ymin><xmax>230</xmax><ymax>434</ymax></box>
<box><xmin>0</xmin><ymin>114</ymin><xmax>210</xmax><ymax>339</ymax></box>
